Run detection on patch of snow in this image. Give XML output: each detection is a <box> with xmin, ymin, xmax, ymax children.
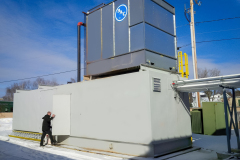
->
<box><xmin>0</xmin><ymin>118</ymin><xmax>12</xmax><ymax>137</ymax></box>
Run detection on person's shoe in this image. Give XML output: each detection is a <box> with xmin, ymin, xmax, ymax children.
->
<box><xmin>52</xmin><ymin>140</ymin><xmax>57</xmax><ymax>145</ymax></box>
<box><xmin>40</xmin><ymin>144</ymin><xmax>45</xmax><ymax>147</ymax></box>
<box><xmin>51</xmin><ymin>142</ymin><xmax>56</xmax><ymax>145</ymax></box>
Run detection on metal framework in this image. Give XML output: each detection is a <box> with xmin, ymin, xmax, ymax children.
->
<box><xmin>173</xmin><ymin>74</ymin><xmax>240</xmax><ymax>92</ymax></box>
<box><xmin>172</xmin><ymin>73</ymin><xmax>240</xmax><ymax>153</ymax></box>
<box><xmin>10</xmin><ymin>130</ymin><xmax>42</xmax><ymax>140</ymax></box>
<box><xmin>221</xmin><ymin>86</ymin><xmax>240</xmax><ymax>153</ymax></box>
<box><xmin>9</xmin><ymin>130</ymin><xmax>49</xmax><ymax>145</ymax></box>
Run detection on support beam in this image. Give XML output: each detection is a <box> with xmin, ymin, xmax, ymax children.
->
<box><xmin>232</xmin><ymin>88</ymin><xmax>240</xmax><ymax>149</ymax></box>
<box><xmin>222</xmin><ymin>87</ymin><xmax>240</xmax><ymax>153</ymax></box>
<box><xmin>223</xmin><ymin>88</ymin><xmax>231</xmax><ymax>153</ymax></box>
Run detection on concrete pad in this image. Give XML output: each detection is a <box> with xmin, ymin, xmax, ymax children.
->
<box><xmin>167</xmin><ymin>149</ymin><xmax>218</xmax><ymax>160</ymax></box>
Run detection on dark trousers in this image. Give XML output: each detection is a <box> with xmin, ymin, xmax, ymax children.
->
<box><xmin>40</xmin><ymin>130</ymin><xmax>54</xmax><ymax>145</ymax></box>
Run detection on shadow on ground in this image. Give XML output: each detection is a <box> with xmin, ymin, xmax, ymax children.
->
<box><xmin>0</xmin><ymin>140</ymin><xmax>75</xmax><ymax>160</ymax></box>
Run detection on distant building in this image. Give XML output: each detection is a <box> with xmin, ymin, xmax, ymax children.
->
<box><xmin>0</xmin><ymin>101</ymin><xmax>13</xmax><ymax>112</ymax></box>
<box><xmin>228</xmin><ymin>97</ymin><xmax>240</xmax><ymax>107</ymax></box>
<box><xmin>191</xmin><ymin>93</ymin><xmax>240</xmax><ymax>107</ymax></box>
<box><xmin>0</xmin><ymin>98</ymin><xmax>3</xmax><ymax>101</ymax></box>
<box><xmin>192</xmin><ymin>92</ymin><xmax>231</xmax><ymax>108</ymax></box>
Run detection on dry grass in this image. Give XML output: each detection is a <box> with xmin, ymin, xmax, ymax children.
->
<box><xmin>0</xmin><ymin>112</ymin><xmax>13</xmax><ymax>118</ymax></box>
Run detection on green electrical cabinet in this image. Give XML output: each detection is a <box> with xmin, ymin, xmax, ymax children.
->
<box><xmin>202</xmin><ymin>102</ymin><xmax>226</xmax><ymax>135</ymax></box>
<box><xmin>0</xmin><ymin>101</ymin><xmax>13</xmax><ymax>112</ymax></box>
<box><xmin>191</xmin><ymin>110</ymin><xmax>203</xmax><ymax>134</ymax></box>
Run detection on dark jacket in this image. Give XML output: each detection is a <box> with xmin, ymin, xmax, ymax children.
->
<box><xmin>42</xmin><ymin>115</ymin><xmax>54</xmax><ymax>131</ymax></box>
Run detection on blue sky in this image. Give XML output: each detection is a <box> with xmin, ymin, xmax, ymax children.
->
<box><xmin>0</xmin><ymin>0</ymin><xmax>240</xmax><ymax>97</ymax></box>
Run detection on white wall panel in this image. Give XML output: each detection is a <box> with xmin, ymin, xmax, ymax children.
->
<box><xmin>13</xmin><ymin>88</ymin><xmax>56</xmax><ymax>133</ymax></box>
<box><xmin>52</xmin><ymin>95</ymin><xmax>70</xmax><ymax>135</ymax></box>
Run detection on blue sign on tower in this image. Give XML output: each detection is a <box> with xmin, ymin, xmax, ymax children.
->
<box><xmin>115</xmin><ymin>4</ymin><xmax>128</xmax><ymax>22</ymax></box>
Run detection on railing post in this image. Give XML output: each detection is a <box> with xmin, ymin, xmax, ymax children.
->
<box><xmin>184</xmin><ymin>53</ymin><xmax>189</xmax><ymax>78</ymax></box>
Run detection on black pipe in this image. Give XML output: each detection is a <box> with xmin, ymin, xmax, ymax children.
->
<box><xmin>77</xmin><ymin>22</ymin><xmax>83</xmax><ymax>82</ymax></box>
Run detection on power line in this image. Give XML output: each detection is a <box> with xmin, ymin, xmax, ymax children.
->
<box><xmin>197</xmin><ymin>37</ymin><xmax>240</xmax><ymax>44</ymax></box>
<box><xmin>0</xmin><ymin>69</ymin><xmax>78</xmax><ymax>84</ymax></box>
<box><xmin>176</xmin><ymin>24</ymin><xmax>189</xmax><ymax>28</ymax></box>
<box><xmin>179</xmin><ymin>37</ymin><xmax>240</xmax><ymax>48</ymax></box>
<box><xmin>177</xmin><ymin>27</ymin><xmax>240</xmax><ymax>39</ymax></box>
<box><xmin>177</xmin><ymin>16</ymin><xmax>240</xmax><ymax>28</ymax></box>
<box><xmin>195</xmin><ymin>16</ymin><xmax>240</xmax><ymax>24</ymax></box>
<box><xmin>1</xmin><ymin>54</ymin><xmax>78</xmax><ymax>65</ymax></box>
<box><xmin>196</xmin><ymin>27</ymin><xmax>240</xmax><ymax>35</ymax></box>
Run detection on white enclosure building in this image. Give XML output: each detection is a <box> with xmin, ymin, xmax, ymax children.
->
<box><xmin>13</xmin><ymin>66</ymin><xmax>192</xmax><ymax>157</ymax></box>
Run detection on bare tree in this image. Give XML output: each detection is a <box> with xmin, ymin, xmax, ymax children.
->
<box><xmin>3</xmin><ymin>78</ymin><xmax>58</xmax><ymax>102</ymax></box>
<box><xmin>70</xmin><ymin>78</ymin><xmax>76</xmax><ymax>83</ymax></box>
<box><xmin>198</xmin><ymin>68</ymin><xmax>221</xmax><ymax>101</ymax></box>
<box><xmin>33</xmin><ymin>77</ymin><xmax>58</xmax><ymax>88</ymax></box>
<box><xmin>3</xmin><ymin>83</ymin><xmax>21</xmax><ymax>101</ymax></box>
<box><xmin>189</xmin><ymin>93</ymin><xmax>193</xmax><ymax>108</ymax></box>
<box><xmin>236</xmin><ymin>89</ymin><xmax>240</xmax><ymax>97</ymax></box>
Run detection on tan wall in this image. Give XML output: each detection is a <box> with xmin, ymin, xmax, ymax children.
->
<box><xmin>0</xmin><ymin>112</ymin><xmax>13</xmax><ymax>118</ymax></box>
<box><xmin>228</xmin><ymin>98</ymin><xmax>240</xmax><ymax>107</ymax></box>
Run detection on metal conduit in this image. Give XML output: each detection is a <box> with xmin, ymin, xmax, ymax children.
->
<box><xmin>173</xmin><ymin>74</ymin><xmax>240</xmax><ymax>86</ymax></box>
<box><xmin>172</xmin><ymin>76</ymin><xmax>240</xmax><ymax>92</ymax></box>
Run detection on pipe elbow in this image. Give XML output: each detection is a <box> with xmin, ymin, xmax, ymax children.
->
<box><xmin>77</xmin><ymin>22</ymin><xmax>84</xmax><ymax>26</ymax></box>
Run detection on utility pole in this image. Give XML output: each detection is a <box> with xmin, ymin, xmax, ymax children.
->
<box><xmin>190</xmin><ymin>0</ymin><xmax>201</xmax><ymax>108</ymax></box>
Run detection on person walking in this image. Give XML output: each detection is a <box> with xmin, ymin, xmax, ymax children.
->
<box><xmin>40</xmin><ymin>111</ymin><xmax>56</xmax><ymax>146</ymax></box>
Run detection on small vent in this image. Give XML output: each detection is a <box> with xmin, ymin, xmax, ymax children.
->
<box><xmin>153</xmin><ymin>78</ymin><xmax>161</xmax><ymax>92</ymax></box>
